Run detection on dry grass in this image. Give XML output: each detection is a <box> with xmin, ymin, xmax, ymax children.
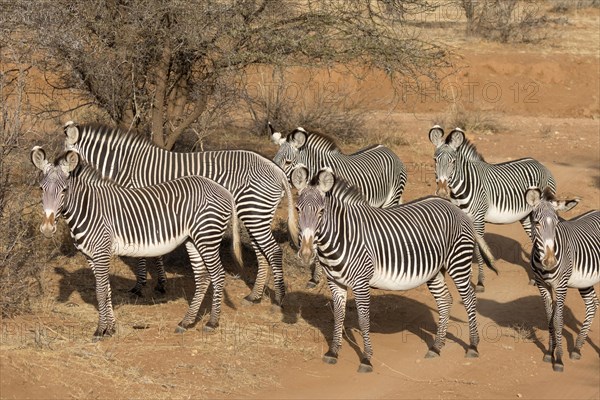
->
<box><xmin>433</xmin><ymin>103</ymin><xmax>503</xmax><ymax>134</ymax></box>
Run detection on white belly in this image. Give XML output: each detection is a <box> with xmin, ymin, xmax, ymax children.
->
<box><xmin>568</xmin><ymin>269</ymin><xmax>600</xmax><ymax>289</ymax></box>
<box><xmin>485</xmin><ymin>204</ymin><xmax>529</xmax><ymax>224</ymax></box>
<box><xmin>113</xmin><ymin>236</ymin><xmax>186</xmax><ymax>257</ymax></box>
<box><xmin>369</xmin><ymin>269</ymin><xmax>436</xmax><ymax>291</ymax></box>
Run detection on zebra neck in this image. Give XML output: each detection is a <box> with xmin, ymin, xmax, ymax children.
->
<box><xmin>448</xmin><ymin>157</ymin><xmax>480</xmax><ymax>200</ymax></box>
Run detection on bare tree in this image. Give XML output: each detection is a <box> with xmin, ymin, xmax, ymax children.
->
<box><xmin>6</xmin><ymin>0</ymin><xmax>451</xmax><ymax>149</ymax></box>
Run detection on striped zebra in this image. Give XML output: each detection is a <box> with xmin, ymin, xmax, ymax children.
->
<box><xmin>526</xmin><ymin>188</ymin><xmax>598</xmax><ymax>372</ymax></box>
<box><xmin>270</xmin><ymin>123</ymin><xmax>407</xmax><ymax>287</ymax></box>
<box><xmin>291</xmin><ymin>165</ymin><xmax>493</xmax><ymax>373</ymax></box>
<box><xmin>31</xmin><ymin>147</ymin><xmax>242</xmax><ymax>339</ymax></box>
<box><xmin>62</xmin><ymin>122</ymin><xmax>298</xmax><ymax>308</ymax></box>
<box><xmin>429</xmin><ymin>126</ymin><xmax>557</xmax><ymax>291</ymax></box>
<box><xmin>270</xmin><ymin>123</ymin><xmax>407</xmax><ymax>207</ymax></box>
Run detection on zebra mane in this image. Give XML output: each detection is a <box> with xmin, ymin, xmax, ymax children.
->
<box><xmin>447</xmin><ymin>134</ymin><xmax>485</xmax><ymax>162</ymax></box>
<box><xmin>303</xmin><ymin>129</ymin><xmax>341</xmax><ymax>152</ymax></box>
<box><xmin>328</xmin><ymin>177</ymin><xmax>367</xmax><ymax>205</ymax></box>
<box><xmin>68</xmin><ymin>157</ymin><xmax>121</xmax><ymax>188</ymax></box>
<box><xmin>79</xmin><ymin>123</ymin><xmax>155</xmax><ymax>150</ymax></box>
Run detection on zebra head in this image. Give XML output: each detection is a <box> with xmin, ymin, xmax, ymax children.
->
<box><xmin>273</xmin><ymin>128</ymin><xmax>308</xmax><ymax>176</ymax></box>
<box><xmin>30</xmin><ymin>147</ymin><xmax>80</xmax><ymax>238</ymax></box>
<box><xmin>429</xmin><ymin>126</ymin><xmax>464</xmax><ymax>198</ymax></box>
<box><xmin>526</xmin><ymin>188</ymin><xmax>580</xmax><ymax>271</ymax></box>
<box><xmin>291</xmin><ymin>165</ymin><xmax>334</xmax><ymax>265</ymax></box>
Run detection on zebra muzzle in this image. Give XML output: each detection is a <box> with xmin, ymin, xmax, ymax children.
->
<box><xmin>299</xmin><ymin>237</ymin><xmax>315</xmax><ymax>265</ymax></box>
<box><xmin>40</xmin><ymin>212</ymin><xmax>57</xmax><ymax>238</ymax></box>
<box><xmin>541</xmin><ymin>245</ymin><xmax>557</xmax><ymax>270</ymax></box>
<box><xmin>435</xmin><ymin>181</ymin><xmax>449</xmax><ymax>198</ymax></box>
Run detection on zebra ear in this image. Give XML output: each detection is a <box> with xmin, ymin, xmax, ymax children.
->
<box><xmin>30</xmin><ymin>146</ymin><xmax>50</xmax><ymax>172</ymax></box>
<box><xmin>291</xmin><ymin>165</ymin><xmax>309</xmax><ymax>191</ymax></box>
<box><xmin>552</xmin><ymin>197</ymin><xmax>580</xmax><ymax>212</ymax></box>
<box><xmin>269</xmin><ymin>122</ymin><xmax>286</xmax><ymax>145</ymax></box>
<box><xmin>448</xmin><ymin>129</ymin><xmax>465</xmax><ymax>150</ymax></box>
<box><xmin>60</xmin><ymin>150</ymin><xmax>81</xmax><ymax>174</ymax></box>
<box><xmin>64</xmin><ymin>121</ymin><xmax>80</xmax><ymax>146</ymax></box>
<box><xmin>428</xmin><ymin>126</ymin><xmax>445</xmax><ymax>147</ymax></box>
<box><xmin>317</xmin><ymin>168</ymin><xmax>335</xmax><ymax>193</ymax></box>
<box><xmin>525</xmin><ymin>188</ymin><xmax>542</xmax><ymax>207</ymax></box>
<box><xmin>290</xmin><ymin>128</ymin><xmax>307</xmax><ymax>149</ymax></box>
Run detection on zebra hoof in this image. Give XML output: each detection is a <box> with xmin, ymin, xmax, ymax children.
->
<box><xmin>323</xmin><ymin>351</ymin><xmax>338</xmax><ymax>364</ymax></box>
<box><xmin>241</xmin><ymin>295</ymin><xmax>261</xmax><ymax>306</ymax></box>
<box><xmin>465</xmin><ymin>346</ymin><xmax>479</xmax><ymax>358</ymax></box>
<box><xmin>154</xmin><ymin>284</ymin><xmax>167</xmax><ymax>294</ymax></box>
<box><xmin>174</xmin><ymin>325</ymin><xmax>187</xmax><ymax>334</ymax></box>
<box><xmin>129</xmin><ymin>287</ymin><xmax>144</xmax><ymax>297</ymax></box>
<box><xmin>475</xmin><ymin>284</ymin><xmax>485</xmax><ymax>293</ymax></box>
<box><xmin>92</xmin><ymin>335</ymin><xmax>103</xmax><ymax>343</ymax></box>
<box><xmin>358</xmin><ymin>359</ymin><xmax>373</xmax><ymax>373</ymax></box>
<box><xmin>203</xmin><ymin>322</ymin><xmax>219</xmax><ymax>333</ymax></box>
<box><xmin>425</xmin><ymin>347</ymin><xmax>441</xmax><ymax>358</ymax></box>
<box><xmin>306</xmin><ymin>280</ymin><xmax>318</xmax><ymax>289</ymax></box>
<box><xmin>543</xmin><ymin>353</ymin><xmax>553</xmax><ymax>363</ymax></box>
<box><xmin>570</xmin><ymin>350</ymin><xmax>581</xmax><ymax>360</ymax></box>
<box><xmin>552</xmin><ymin>363</ymin><xmax>564</xmax><ymax>373</ymax></box>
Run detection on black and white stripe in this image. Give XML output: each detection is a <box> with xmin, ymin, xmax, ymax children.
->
<box><xmin>63</xmin><ymin>122</ymin><xmax>298</xmax><ymax>307</ymax></box>
<box><xmin>31</xmin><ymin>147</ymin><xmax>242</xmax><ymax>339</ymax></box>
<box><xmin>526</xmin><ymin>188</ymin><xmax>599</xmax><ymax>372</ymax></box>
<box><xmin>271</xmin><ymin>125</ymin><xmax>407</xmax><ymax>207</ymax></box>
<box><xmin>271</xmin><ymin>124</ymin><xmax>407</xmax><ymax>287</ymax></box>
<box><xmin>429</xmin><ymin>126</ymin><xmax>556</xmax><ymax>291</ymax></box>
<box><xmin>291</xmin><ymin>166</ymin><xmax>492</xmax><ymax>373</ymax></box>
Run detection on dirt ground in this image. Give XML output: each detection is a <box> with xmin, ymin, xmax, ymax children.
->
<box><xmin>1</xmin><ymin>5</ymin><xmax>599</xmax><ymax>400</ymax></box>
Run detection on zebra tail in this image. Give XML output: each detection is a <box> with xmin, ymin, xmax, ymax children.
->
<box><xmin>283</xmin><ymin>176</ymin><xmax>299</xmax><ymax>248</ymax></box>
<box><xmin>230</xmin><ymin>201</ymin><xmax>243</xmax><ymax>269</ymax></box>
<box><xmin>474</xmin><ymin>234</ymin><xmax>498</xmax><ymax>275</ymax></box>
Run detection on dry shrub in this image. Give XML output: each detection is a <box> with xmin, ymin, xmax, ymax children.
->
<box><xmin>1</xmin><ymin>50</ymin><xmax>46</xmax><ymax>317</ymax></box>
<box><xmin>460</xmin><ymin>0</ymin><xmax>549</xmax><ymax>43</ymax></box>
<box><xmin>242</xmin><ymin>70</ymin><xmax>369</xmax><ymax>143</ymax></box>
<box><xmin>434</xmin><ymin>104</ymin><xmax>502</xmax><ymax>134</ymax></box>
<box><xmin>549</xmin><ymin>0</ymin><xmax>600</xmax><ymax>12</ymax></box>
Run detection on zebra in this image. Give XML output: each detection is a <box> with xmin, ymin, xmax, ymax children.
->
<box><xmin>31</xmin><ymin>146</ymin><xmax>242</xmax><ymax>340</ymax></box>
<box><xmin>429</xmin><ymin>125</ymin><xmax>558</xmax><ymax>291</ymax></box>
<box><xmin>62</xmin><ymin>121</ymin><xmax>298</xmax><ymax>309</ymax></box>
<box><xmin>526</xmin><ymin>187</ymin><xmax>598</xmax><ymax>372</ymax></box>
<box><xmin>291</xmin><ymin>165</ymin><xmax>494</xmax><ymax>373</ymax></box>
<box><xmin>270</xmin><ymin>123</ymin><xmax>407</xmax><ymax>287</ymax></box>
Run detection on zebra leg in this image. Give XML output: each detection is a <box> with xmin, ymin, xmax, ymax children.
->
<box><xmin>353</xmin><ymin>281</ymin><xmax>374</xmax><ymax>373</ymax></box>
<box><xmin>129</xmin><ymin>257</ymin><xmax>148</xmax><ymax>297</ymax></box>
<box><xmin>154</xmin><ymin>256</ymin><xmax>168</xmax><ymax>294</ymax></box>
<box><xmin>176</xmin><ymin>242</ymin><xmax>211</xmax><ymax>333</ymax></box>
<box><xmin>197</xmin><ymin>244</ymin><xmax>226</xmax><ymax>332</ymax></box>
<box><xmin>551</xmin><ymin>287</ymin><xmax>568</xmax><ymax>372</ymax></box>
<box><xmin>243</xmin><ymin>226</ymin><xmax>285</xmax><ymax>309</ymax></box>
<box><xmin>536</xmin><ymin>280</ymin><xmax>556</xmax><ymax>364</ymax></box>
<box><xmin>425</xmin><ymin>271</ymin><xmax>453</xmax><ymax>358</ymax></box>
<box><xmin>88</xmin><ymin>255</ymin><xmax>116</xmax><ymax>341</ymax></box>
<box><xmin>323</xmin><ymin>279</ymin><xmax>348</xmax><ymax>365</ymax></box>
<box><xmin>447</xmin><ymin>257</ymin><xmax>480</xmax><ymax>357</ymax></box>
<box><xmin>307</xmin><ymin>259</ymin><xmax>322</xmax><ymax>289</ymax></box>
<box><xmin>571</xmin><ymin>287</ymin><xmax>599</xmax><ymax>360</ymax></box>
<box><xmin>472</xmin><ymin>218</ymin><xmax>486</xmax><ymax>292</ymax></box>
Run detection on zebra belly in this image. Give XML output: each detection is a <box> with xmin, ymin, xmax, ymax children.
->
<box><xmin>485</xmin><ymin>204</ymin><xmax>529</xmax><ymax>224</ymax></box>
<box><xmin>113</xmin><ymin>236</ymin><xmax>187</xmax><ymax>257</ymax></box>
<box><xmin>568</xmin><ymin>268</ymin><xmax>600</xmax><ymax>289</ymax></box>
<box><xmin>369</xmin><ymin>269</ymin><xmax>437</xmax><ymax>291</ymax></box>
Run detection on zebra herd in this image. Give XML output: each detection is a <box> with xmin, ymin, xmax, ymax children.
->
<box><xmin>31</xmin><ymin>121</ymin><xmax>599</xmax><ymax>374</ymax></box>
